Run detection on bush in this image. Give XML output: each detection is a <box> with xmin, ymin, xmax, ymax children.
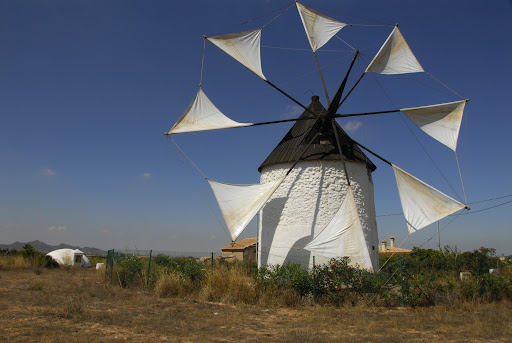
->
<box><xmin>256</xmin><ymin>263</ymin><xmax>313</xmax><ymax>298</ymax></box>
<box><xmin>152</xmin><ymin>255</ymin><xmax>204</xmax><ymax>282</ymax></box>
<box><xmin>115</xmin><ymin>255</ymin><xmax>144</xmax><ymax>288</ymax></box>
<box><xmin>314</xmin><ymin>257</ymin><xmax>388</xmax><ymax>306</ymax></box>
<box><xmin>153</xmin><ymin>254</ymin><xmax>171</xmax><ymax>266</ymax></box>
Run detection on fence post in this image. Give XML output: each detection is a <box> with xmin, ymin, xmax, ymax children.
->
<box><xmin>211</xmin><ymin>252</ymin><xmax>214</xmax><ymax>270</ymax></box>
<box><xmin>400</xmin><ymin>255</ymin><xmax>405</xmax><ymax>307</ymax></box>
<box><xmin>111</xmin><ymin>249</ymin><xmax>114</xmax><ymax>284</ymax></box>
<box><xmin>476</xmin><ymin>256</ymin><xmax>479</xmax><ymax>276</ymax></box>
<box><xmin>105</xmin><ymin>249</ymin><xmax>114</xmax><ymax>284</ymax></box>
<box><xmin>104</xmin><ymin>250</ymin><xmax>110</xmax><ymax>282</ymax></box>
<box><xmin>312</xmin><ymin>256</ymin><xmax>316</xmax><ymax>303</ymax></box>
<box><xmin>146</xmin><ymin>250</ymin><xmax>152</xmax><ymax>290</ymax></box>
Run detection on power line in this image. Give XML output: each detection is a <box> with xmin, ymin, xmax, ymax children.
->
<box><xmin>469</xmin><ymin>194</ymin><xmax>512</xmax><ymax>205</ymax></box>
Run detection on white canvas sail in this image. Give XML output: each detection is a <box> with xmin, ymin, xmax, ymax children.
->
<box><xmin>401</xmin><ymin>100</ymin><xmax>466</xmax><ymax>151</ymax></box>
<box><xmin>392</xmin><ymin>165</ymin><xmax>466</xmax><ymax>235</ymax></box>
<box><xmin>365</xmin><ymin>26</ymin><xmax>424</xmax><ymax>74</ymax></box>
<box><xmin>304</xmin><ymin>187</ymin><xmax>373</xmax><ymax>270</ymax></box>
<box><xmin>207</xmin><ymin>29</ymin><xmax>266</xmax><ymax>80</ymax></box>
<box><xmin>209</xmin><ymin>176</ymin><xmax>286</xmax><ymax>242</ymax></box>
<box><xmin>296</xmin><ymin>2</ymin><xmax>347</xmax><ymax>52</ymax></box>
<box><xmin>166</xmin><ymin>88</ymin><xmax>252</xmax><ymax>135</ymax></box>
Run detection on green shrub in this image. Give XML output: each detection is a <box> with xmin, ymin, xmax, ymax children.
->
<box><xmin>115</xmin><ymin>255</ymin><xmax>144</xmax><ymax>288</ymax></box>
<box><xmin>164</xmin><ymin>257</ymin><xmax>205</xmax><ymax>283</ymax></box>
<box><xmin>256</xmin><ymin>263</ymin><xmax>313</xmax><ymax>297</ymax></box>
<box><xmin>314</xmin><ymin>257</ymin><xmax>388</xmax><ymax>306</ymax></box>
<box><xmin>153</xmin><ymin>254</ymin><xmax>171</xmax><ymax>266</ymax></box>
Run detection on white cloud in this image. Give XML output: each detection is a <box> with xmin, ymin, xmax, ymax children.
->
<box><xmin>48</xmin><ymin>225</ymin><xmax>67</xmax><ymax>231</ymax></box>
<box><xmin>41</xmin><ymin>168</ymin><xmax>56</xmax><ymax>176</ymax></box>
<box><xmin>141</xmin><ymin>172</ymin><xmax>151</xmax><ymax>179</ymax></box>
<box><xmin>282</xmin><ymin>104</ymin><xmax>303</xmax><ymax>119</ymax></box>
<box><xmin>342</xmin><ymin>120</ymin><xmax>362</xmax><ymax>132</ymax></box>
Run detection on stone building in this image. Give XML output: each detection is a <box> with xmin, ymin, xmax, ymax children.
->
<box><xmin>221</xmin><ymin>237</ymin><xmax>258</xmax><ymax>262</ymax></box>
<box><xmin>379</xmin><ymin>236</ymin><xmax>412</xmax><ymax>256</ymax></box>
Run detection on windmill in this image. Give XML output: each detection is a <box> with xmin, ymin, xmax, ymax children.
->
<box><xmin>166</xmin><ymin>2</ymin><xmax>469</xmax><ymax>271</ymax></box>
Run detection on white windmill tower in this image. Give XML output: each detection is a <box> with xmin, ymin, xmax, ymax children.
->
<box><xmin>257</xmin><ymin>94</ymin><xmax>379</xmax><ymax>270</ymax></box>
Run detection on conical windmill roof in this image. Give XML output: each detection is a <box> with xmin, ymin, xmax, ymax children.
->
<box><xmin>258</xmin><ymin>95</ymin><xmax>376</xmax><ymax>172</ymax></box>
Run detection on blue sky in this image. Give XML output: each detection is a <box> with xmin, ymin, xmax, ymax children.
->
<box><xmin>2</xmin><ymin>0</ymin><xmax>511</xmax><ymax>255</ymax></box>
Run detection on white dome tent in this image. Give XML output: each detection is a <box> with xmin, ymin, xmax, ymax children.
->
<box><xmin>46</xmin><ymin>249</ymin><xmax>92</xmax><ymax>268</ymax></box>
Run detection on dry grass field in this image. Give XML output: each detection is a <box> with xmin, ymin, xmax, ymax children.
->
<box><xmin>1</xmin><ymin>267</ymin><xmax>511</xmax><ymax>343</ymax></box>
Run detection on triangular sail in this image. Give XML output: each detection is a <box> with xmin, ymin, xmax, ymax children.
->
<box><xmin>209</xmin><ymin>176</ymin><xmax>286</xmax><ymax>242</ymax></box>
<box><xmin>366</xmin><ymin>26</ymin><xmax>424</xmax><ymax>74</ymax></box>
<box><xmin>392</xmin><ymin>165</ymin><xmax>466</xmax><ymax>235</ymax></box>
<box><xmin>166</xmin><ymin>88</ymin><xmax>252</xmax><ymax>135</ymax></box>
<box><xmin>296</xmin><ymin>2</ymin><xmax>347</xmax><ymax>52</ymax></box>
<box><xmin>401</xmin><ymin>100</ymin><xmax>466</xmax><ymax>151</ymax></box>
<box><xmin>304</xmin><ymin>187</ymin><xmax>373</xmax><ymax>270</ymax></box>
<box><xmin>207</xmin><ymin>29</ymin><xmax>266</xmax><ymax>80</ymax></box>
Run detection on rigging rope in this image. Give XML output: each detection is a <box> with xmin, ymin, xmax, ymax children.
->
<box><xmin>317</xmin><ymin>6</ymin><xmax>393</xmax><ymax>26</ymax></box>
<box><xmin>207</xmin><ymin>2</ymin><xmax>293</xmax><ymax>37</ymax></box>
<box><xmin>168</xmin><ymin>43</ymin><xmax>205</xmax><ymax>129</ymax></box>
<box><xmin>261</xmin><ymin>2</ymin><xmax>296</xmax><ymax>29</ymax></box>
<box><xmin>418</xmin><ymin>210</ymin><xmax>464</xmax><ymax>249</ymax></box>
<box><xmin>455</xmin><ymin>152</ymin><xmax>468</xmax><ymax>205</ymax></box>
<box><xmin>349</xmin><ymin>24</ymin><xmax>395</xmax><ymax>27</ymax></box>
<box><xmin>469</xmin><ymin>194</ymin><xmax>512</xmax><ymax>205</ymax></box>
<box><xmin>360</xmin><ymin>54</ymin><xmax>465</xmax><ymax>203</ymax></box>
<box><xmin>240</xmin><ymin>2</ymin><xmax>295</xmax><ymax>27</ymax></box>
<box><xmin>334</xmin><ymin>34</ymin><xmax>356</xmax><ymax>51</ymax></box>
<box><xmin>199</xmin><ymin>39</ymin><xmax>206</xmax><ymax>87</ymax></box>
<box><xmin>192</xmin><ymin>52</ymin><xmax>353</xmax><ymax>124</ymax></box>
<box><xmin>377</xmin><ymin>235</ymin><xmax>410</xmax><ymax>272</ymax></box>
<box><xmin>168</xmin><ymin>137</ymin><xmax>208</xmax><ymax>180</ymax></box>
<box><xmin>261</xmin><ymin>45</ymin><xmax>353</xmax><ymax>52</ymax></box>
<box><xmin>426</xmin><ymin>72</ymin><xmax>466</xmax><ymax>101</ymax></box>
<box><xmin>459</xmin><ymin>200</ymin><xmax>512</xmax><ymax>215</ymax></box>
<box><xmin>359</xmin><ymin>51</ymin><xmax>463</xmax><ymax>100</ymax></box>
<box><xmin>376</xmin><ymin>196</ymin><xmax>512</xmax><ymax>217</ymax></box>
<box><xmin>168</xmin><ymin>138</ymin><xmax>231</xmax><ymax>239</ymax></box>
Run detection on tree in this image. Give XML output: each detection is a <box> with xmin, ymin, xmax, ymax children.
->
<box><xmin>22</xmin><ymin>244</ymin><xmax>36</xmax><ymax>257</ymax></box>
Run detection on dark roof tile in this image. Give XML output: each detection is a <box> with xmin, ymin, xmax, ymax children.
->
<box><xmin>258</xmin><ymin>96</ymin><xmax>376</xmax><ymax>172</ymax></box>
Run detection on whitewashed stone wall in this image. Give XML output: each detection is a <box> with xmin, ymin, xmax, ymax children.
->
<box><xmin>258</xmin><ymin>160</ymin><xmax>379</xmax><ymax>270</ymax></box>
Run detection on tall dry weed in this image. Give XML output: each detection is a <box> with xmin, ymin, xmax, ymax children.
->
<box><xmin>261</xmin><ymin>287</ymin><xmax>301</xmax><ymax>307</ymax></box>
<box><xmin>155</xmin><ymin>272</ymin><xmax>195</xmax><ymax>298</ymax></box>
<box><xmin>200</xmin><ymin>264</ymin><xmax>257</xmax><ymax>304</ymax></box>
<box><xmin>0</xmin><ymin>255</ymin><xmax>32</xmax><ymax>270</ymax></box>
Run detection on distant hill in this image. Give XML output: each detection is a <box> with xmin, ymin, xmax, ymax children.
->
<box><xmin>0</xmin><ymin>240</ymin><xmax>107</xmax><ymax>256</ymax></box>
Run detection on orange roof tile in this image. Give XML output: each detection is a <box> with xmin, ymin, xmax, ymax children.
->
<box><xmin>221</xmin><ymin>237</ymin><xmax>258</xmax><ymax>251</ymax></box>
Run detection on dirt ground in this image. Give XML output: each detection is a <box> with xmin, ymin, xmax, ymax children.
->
<box><xmin>1</xmin><ymin>268</ymin><xmax>511</xmax><ymax>342</ymax></box>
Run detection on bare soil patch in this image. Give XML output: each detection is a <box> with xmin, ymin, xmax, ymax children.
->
<box><xmin>1</xmin><ymin>269</ymin><xmax>511</xmax><ymax>342</ymax></box>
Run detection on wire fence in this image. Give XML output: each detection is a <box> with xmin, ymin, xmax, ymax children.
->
<box><xmin>104</xmin><ymin>249</ymin><xmax>222</xmax><ymax>289</ymax></box>
<box><xmin>99</xmin><ymin>246</ymin><xmax>511</xmax><ymax>307</ymax></box>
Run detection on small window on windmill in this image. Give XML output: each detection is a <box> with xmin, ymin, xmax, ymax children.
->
<box><xmin>319</xmin><ymin>132</ymin><xmax>332</xmax><ymax>145</ymax></box>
